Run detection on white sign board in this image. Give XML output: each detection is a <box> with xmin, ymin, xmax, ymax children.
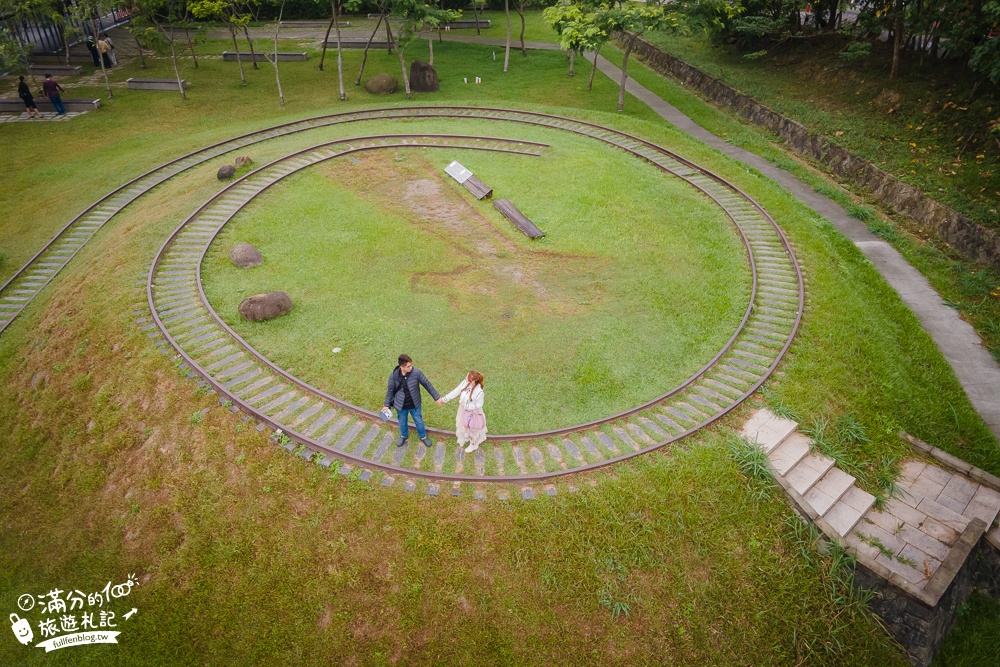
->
<box><xmin>444</xmin><ymin>161</ymin><xmax>473</xmax><ymax>184</ymax></box>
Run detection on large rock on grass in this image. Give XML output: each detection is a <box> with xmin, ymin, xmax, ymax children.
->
<box><xmin>239</xmin><ymin>291</ymin><xmax>292</xmax><ymax>322</ymax></box>
<box><xmin>217</xmin><ymin>164</ymin><xmax>237</xmax><ymax>180</ymax></box>
<box><xmin>409</xmin><ymin>60</ymin><xmax>438</xmax><ymax>92</ymax></box>
<box><xmin>365</xmin><ymin>73</ymin><xmax>397</xmax><ymax>94</ymax></box>
<box><xmin>230</xmin><ymin>242</ymin><xmax>263</xmax><ymax>268</ymax></box>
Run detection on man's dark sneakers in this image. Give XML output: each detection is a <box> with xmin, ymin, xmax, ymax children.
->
<box><xmin>396</xmin><ymin>436</ymin><xmax>408</xmax><ymax>448</ymax></box>
<box><xmin>421</xmin><ymin>437</ymin><xmax>433</xmax><ymax>448</ymax></box>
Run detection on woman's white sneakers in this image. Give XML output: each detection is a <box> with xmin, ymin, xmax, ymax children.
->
<box><xmin>464</xmin><ymin>443</ymin><xmax>479</xmax><ymax>454</ymax></box>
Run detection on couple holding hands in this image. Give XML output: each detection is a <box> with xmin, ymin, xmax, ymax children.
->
<box><xmin>380</xmin><ymin>354</ymin><xmax>487</xmax><ymax>454</ymax></box>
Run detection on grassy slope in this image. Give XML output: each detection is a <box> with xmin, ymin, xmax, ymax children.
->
<box><xmin>631</xmin><ymin>33</ymin><xmax>1000</xmax><ymax>363</ymax></box>
<box><xmin>640</xmin><ymin>33</ymin><xmax>999</xmax><ymax>231</ymax></box>
<box><xmin>0</xmin><ymin>20</ymin><xmax>995</xmax><ymax>666</ymax></box>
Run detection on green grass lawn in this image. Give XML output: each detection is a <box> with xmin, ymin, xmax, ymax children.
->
<box><xmin>202</xmin><ymin>125</ymin><xmax>748</xmax><ymax>433</ymax></box>
<box><xmin>0</xmin><ymin>22</ymin><xmax>997</xmax><ymax>666</ymax></box>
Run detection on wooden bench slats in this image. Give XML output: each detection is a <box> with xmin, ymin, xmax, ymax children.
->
<box><xmin>463</xmin><ymin>176</ymin><xmax>492</xmax><ymax>200</ymax></box>
<box><xmin>494</xmin><ymin>199</ymin><xmax>545</xmax><ymax>238</ymax></box>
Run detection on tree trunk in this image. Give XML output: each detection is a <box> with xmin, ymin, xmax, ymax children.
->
<box><xmin>429</xmin><ymin>36</ymin><xmax>434</xmax><ymax>66</ymax></box>
<box><xmin>397</xmin><ymin>43</ymin><xmax>411</xmax><ymax>100</ymax></box>
<box><xmin>568</xmin><ymin>49</ymin><xmax>574</xmax><ymax>77</ymax></box>
<box><xmin>60</xmin><ymin>25</ymin><xmax>72</xmax><ymax>65</ymax></box>
<box><xmin>132</xmin><ymin>28</ymin><xmax>146</xmax><ymax>68</ymax></box>
<box><xmin>503</xmin><ymin>0</ymin><xmax>511</xmax><ymax>72</ymax></box>
<box><xmin>231</xmin><ymin>25</ymin><xmax>247</xmax><ymax>85</ymax></box>
<box><xmin>516</xmin><ymin>4</ymin><xmax>526</xmax><ymax>55</ymax></box>
<box><xmin>166</xmin><ymin>26</ymin><xmax>186</xmax><ymax>100</ymax></box>
<box><xmin>243</xmin><ymin>26</ymin><xmax>259</xmax><ymax>69</ymax></box>
<box><xmin>270</xmin><ymin>4</ymin><xmax>285</xmax><ymax>105</ymax></box>
<box><xmin>588</xmin><ymin>46</ymin><xmax>600</xmax><ymax>90</ymax></box>
<box><xmin>890</xmin><ymin>0</ymin><xmax>903</xmax><ymax>79</ymax></box>
<box><xmin>385</xmin><ymin>13</ymin><xmax>394</xmax><ymax>53</ymax></box>
<box><xmin>319</xmin><ymin>12</ymin><xmax>336</xmax><ymax>70</ymax></box>
<box><xmin>92</xmin><ymin>18</ymin><xmax>113</xmax><ymax>98</ymax></box>
<box><xmin>333</xmin><ymin>1</ymin><xmax>345</xmax><ymax>99</ymax></box>
<box><xmin>618</xmin><ymin>37</ymin><xmax>635</xmax><ymax>112</ymax></box>
<box><xmin>472</xmin><ymin>0</ymin><xmax>481</xmax><ymax>36</ymax></box>
<box><xmin>185</xmin><ymin>25</ymin><xmax>198</xmax><ymax>67</ymax></box>
<box><xmin>355</xmin><ymin>12</ymin><xmax>384</xmax><ymax>84</ymax></box>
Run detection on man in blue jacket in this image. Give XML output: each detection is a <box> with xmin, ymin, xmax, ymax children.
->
<box><xmin>381</xmin><ymin>353</ymin><xmax>443</xmax><ymax>448</ymax></box>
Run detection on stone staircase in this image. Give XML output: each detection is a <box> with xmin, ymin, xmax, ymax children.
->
<box><xmin>741</xmin><ymin>410</ymin><xmax>876</xmax><ymax>537</ymax></box>
<box><xmin>742</xmin><ymin>408</ymin><xmax>1000</xmax><ymax>667</ymax></box>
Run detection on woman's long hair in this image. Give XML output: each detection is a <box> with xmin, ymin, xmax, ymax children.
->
<box><xmin>466</xmin><ymin>370</ymin><xmax>484</xmax><ymax>394</ymax></box>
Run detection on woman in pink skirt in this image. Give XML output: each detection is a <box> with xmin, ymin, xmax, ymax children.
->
<box><xmin>442</xmin><ymin>371</ymin><xmax>487</xmax><ymax>453</ymax></box>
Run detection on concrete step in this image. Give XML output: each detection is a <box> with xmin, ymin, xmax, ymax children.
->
<box><xmin>825</xmin><ymin>486</ymin><xmax>877</xmax><ymax>537</ymax></box>
<box><xmin>767</xmin><ymin>432</ymin><xmax>811</xmax><ymax>476</ymax></box>
<box><xmin>740</xmin><ymin>408</ymin><xmax>798</xmax><ymax>453</ymax></box>
<box><xmin>804</xmin><ymin>467</ymin><xmax>856</xmax><ymax>516</ymax></box>
<box><xmin>784</xmin><ymin>451</ymin><xmax>836</xmax><ymax>496</ymax></box>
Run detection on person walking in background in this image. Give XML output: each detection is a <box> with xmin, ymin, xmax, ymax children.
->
<box><xmin>18</xmin><ymin>76</ymin><xmax>43</xmax><ymax>119</ymax></box>
<box><xmin>98</xmin><ymin>35</ymin><xmax>112</xmax><ymax>69</ymax></box>
<box><xmin>381</xmin><ymin>354</ymin><xmax>443</xmax><ymax>449</ymax></box>
<box><xmin>101</xmin><ymin>33</ymin><xmax>117</xmax><ymax>66</ymax></box>
<box><xmin>41</xmin><ymin>74</ymin><xmax>66</xmax><ymax>115</ymax></box>
<box><xmin>442</xmin><ymin>371</ymin><xmax>487</xmax><ymax>453</ymax></box>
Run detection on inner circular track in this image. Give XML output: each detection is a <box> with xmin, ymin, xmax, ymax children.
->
<box><xmin>147</xmin><ymin>107</ymin><xmax>804</xmax><ymax>483</ymax></box>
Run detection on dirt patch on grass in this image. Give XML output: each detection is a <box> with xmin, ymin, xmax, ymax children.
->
<box><xmin>319</xmin><ymin>153</ymin><xmax>612</xmax><ymax>319</ymax></box>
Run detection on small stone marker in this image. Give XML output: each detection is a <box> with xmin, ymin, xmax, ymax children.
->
<box><xmin>230</xmin><ymin>242</ymin><xmax>262</xmax><ymax>268</ymax></box>
<box><xmin>235</xmin><ymin>155</ymin><xmax>253</xmax><ymax>168</ymax></box>
<box><xmin>364</xmin><ymin>72</ymin><xmax>397</xmax><ymax>94</ymax></box>
<box><xmin>409</xmin><ymin>60</ymin><xmax>438</xmax><ymax>92</ymax></box>
<box><xmin>238</xmin><ymin>291</ymin><xmax>292</xmax><ymax>321</ymax></box>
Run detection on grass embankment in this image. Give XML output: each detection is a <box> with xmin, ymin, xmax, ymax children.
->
<box><xmin>202</xmin><ymin>125</ymin><xmax>748</xmax><ymax>433</ymax></box>
<box><xmin>0</xmin><ymin>25</ymin><xmax>996</xmax><ymax>665</ymax></box>
<box><xmin>640</xmin><ymin>33</ymin><xmax>999</xmax><ymax>231</ymax></box>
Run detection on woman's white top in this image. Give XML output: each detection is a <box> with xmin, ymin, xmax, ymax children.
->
<box><xmin>443</xmin><ymin>379</ymin><xmax>484</xmax><ymax>411</ymax></box>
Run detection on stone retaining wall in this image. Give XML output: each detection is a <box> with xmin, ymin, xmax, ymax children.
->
<box><xmin>626</xmin><ymin>36</ymin><xmax>1000</xmax><ymax>273</ymax></box>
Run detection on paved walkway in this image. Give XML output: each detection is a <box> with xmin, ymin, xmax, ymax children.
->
<box><xmin>592</xmin><ymin>55</ymin><xmax>1000</xmax><ymax>441</ymax></box>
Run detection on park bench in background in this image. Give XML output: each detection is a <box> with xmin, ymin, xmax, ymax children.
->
<box><xmin>493</xmin><ymin>199</ymin><xmax>546</xmax><ymax>238</ymax></box>
<box><xmin>0</xmin><ymin>97</ymin><xmax>100</xmax><ymax>112</ymax></box>
<box><xmin>222</xmin><ymin>51</ymin><xmax>308</xmax><ymax>62</ymax></box>
<box><xmin>27</xmin><ymin>64</ymin><xmax>82</xmax><ymax>76</ymax></box>
<box><xmin>126</xmin><ymin>78</ymin><xmax>188</xmax><ymax>91</ymax></box>
<box><xmin>279</xmin><ymin>20</ymin><xmax>350</xmax><ymax>27</ymax></box>
<box><xmin>444</xmin><ymin>19</ymin><xmax>491</xmax><ymax>29</ymax></box>
<box><xmin>325</xmin><ymin>39</ymin><xmax>393</xmax><ymax>50</ymax></box>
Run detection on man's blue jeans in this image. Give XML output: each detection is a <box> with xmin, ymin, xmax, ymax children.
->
<box><xmin>397</xmin><ymin>406</ymin><xmax>426</xmax><ymax>440</ymax></box>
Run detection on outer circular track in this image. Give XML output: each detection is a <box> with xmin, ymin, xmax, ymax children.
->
<box><xmin>144</xmin><ymin>107</ymin><xmax>804</xmax><ymax>484</ymax></box>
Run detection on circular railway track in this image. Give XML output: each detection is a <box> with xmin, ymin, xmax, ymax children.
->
<box><xmin>3</xmin><ymin>107</ymin><xmax>805</xmax><ymax>491</ymax></box>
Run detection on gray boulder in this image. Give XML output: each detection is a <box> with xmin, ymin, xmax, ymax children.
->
<box><xmin>217</xmin><ymin>164</ymin><xmax>237</xmax><ymax>180</ymax></box>
<box><xmin>365</xmin><ymin>73</ymin><xmax>397</xmax><ymax>94</ymax></box>
<box><xmin>235</xmin><ymin>155</ymin><xmax>253</xmax><ymax>168</ymax></box>
<box><xmin>409</xmin><ymin>61</ymin><xmax>438</xmax><ymax>92</ymax></box>
<box><xmin>239</xmin><ymin>291</ymin><xmax>292</xmax><ymax>322</ymax></box>
<box><xmin>230</xmin><ymin>242</ymin><xmax>263</xmax><ymax>268</ymax></box>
